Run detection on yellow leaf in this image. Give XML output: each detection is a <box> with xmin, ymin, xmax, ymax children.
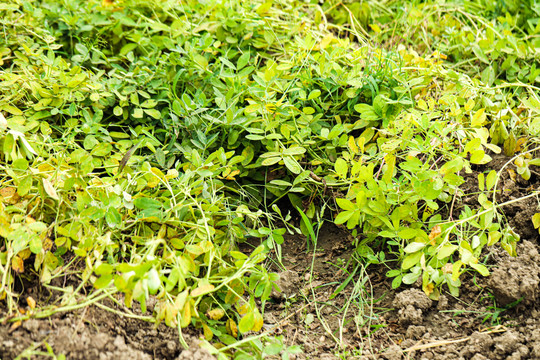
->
<box><xmin>191</xmin><ymin>284</ymin><xmax>215</xmax><ymax>297</ymax></box>
<box><xmin>206</xmin><ymin>308</ymin><xmax>225</xmax><ymax>321</ymax></box>
<box><xmin>202</xmin><ymin>323</ymin><xmax>213</xmax><ymax>340</ymax></box>
<box><xmin>11</xmin><ymin>255</ymin><xmax>24</xmax><ymax>273</ymax></box>
<box><xmin>452</xmin><ymin>261</ymin><xmax>463</xmax><ymax>281</ymax></box>
<box><xmin>370</xmin><ymin>24</ymin><xmax>381</xmax><ymax>33</ymax></box>
<box><xmin>226</xmin><ymin>169</ymin><xmax>240</xmax><ymax>180</ymax></box>
<box><xmin>319</xmin><ymin>34</ymin><xmax>334</xmax><ymax>49</ymax></box>
<box><xmin>348</xmin><ymin>136</ymin><xmax>358</xmax><ymax>154</ymax></box>
<box><xmin>471</xmin><ymin>108</ymin><xmax>486</xmax><ymax>127</ymax></box>
<box><xmin>428</xmin><ymin>225</ymin><xmax>442</xmax><ymax>245</ymax></box>
<box><xmin>26</xmin><ymin>296</ymin><xmax>36</xmax><ymax>309</ymax></box>
<box><xmin>515</xmin><ymin>137</ymin><xmax>528</xmax><ymax>153</ymax></box>
<box><xmin>174</xmin><ymin>290</ymin><xmax>189</xmax><ymax>310</ymax></box>
<box><xmin>464</xmin><ymin>98</ymin><xmax>475</xmax><ymax>112</ymax></box>
<box><xmin>146</xmin><ymin>176</ymin><xmax>160</xmax><ymax>188</ymax></box>
<box><xmin>180</xmin><ymin>303</ymin><xmax>191</xmax><ymax>328</ymax></box>
<box><xmin>256</xmin><ymin>1</ymin><xmax>272</xmax><ymax>15</ymax></box>
<box><xmin>237</xmin><ymin>303</ymin><xmax>250</xmax><ymax>315</ymax></box>
<box><xmin>252</xmin><ymin>309</ymin><xmax>264</xmax><ymax>332</ymax></box>
<box><xmin>150</xmin><ymin>167</ymin><xmax>165</xmax><ymax>178</ymax></box>
<box><xmin>165</xmin><ymin>169</ymin><xmax>179</xmax><ymax>180</ymax></box>
<box><xmin>226</xmin><ymin>319</ymin><xmax>238</xmax><ymax>337</ymax></box>
<box><xmin>422</xmin><ymin>282</ymin><xmax>434</xmax><ymax>296</ymax></box>
<box><xmin>417</xmin><ymin>99</ymin><xmax>428</xmax><ymax>111</ymax></box>
<box><xmin>42</xmin><ymin>178</ymin><xmax>59</xmax><ymax>200</ymax></box>
<box><xmin>3</xmin><ymin>105</ymin><xmax>23</xmax><ymax>116</ymax></box>
<box><xmin>19</xmin><ymin>249</ymin><xmax>31</xmax><ymax>260</ymax></box>
<box><xmin>532</xmin><ymin>213</ymin><xmax>540</xmax><ymax>229</ymax></box>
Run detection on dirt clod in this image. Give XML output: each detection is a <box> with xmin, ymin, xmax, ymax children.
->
<box><xmin>393</xmin><ymin>289</ymin><xmax>433</xmax><ymax>325</ymax></box>
<box><xmin>271</xmin><ymin>270</ymin><xmax>300</xmax><ymax>300</ymax></box>
<box><xmin>459</xmin><ymin>331</ymin><xmax>493</xmax><ymax>358</ymax></box>
<box><xmin>488</xmin><ymin>240</ymin><xmax>540</xmax><ymax>306</ymax></box>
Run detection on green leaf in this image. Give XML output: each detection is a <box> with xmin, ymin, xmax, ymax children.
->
<box><xmin>269</xmin><ymin>179</ymin><xmax>292</xmax><ymax>187</ymax></box>
<box><xmin>308</xmin><ymin>90</ymin><xmax>321</xmax><ymax>100</ymax></box>
<box><xmin>402</xmin><ymin>271</ymin><xmax>421</xmax><ymax>284</ymax></box>
<box><xmin>346</xmin><ymin>210</ymin><xmax>361</xmax><ymax>229</ymax></box>
<box><xmin>334</xmin><ymin>210</ymin><xmax>353</xmax><ymax>225</ymax></box>
<box><xmin>105</xmin><ymin>207</ymin><xmax>122</xmax><ymax>228</ymax></box>
<box><xmin>155</xmin><ymin>148</ymin><xmax>166</xmax><ymax>167</ymax></box>
<box><xmin>237</xmin><ymin>51</ymin><xmax>250</xmax><ymax>70</ymax></box>
<box><xmin>402</xmin><ymin>251</ymin><xmax>422</xmax><ymax>270</ymax></box>
<box><xmin>282</xmin><ymin>147</ymin><xmax>306</xmax><ymax>156</ymax></box>
<box><xmin>470</xmin><ymin>262</ymin><xmax>490</xmax><ymax>276</ymax></box>
<box><xmin>3</xmin><ymin>105</ymin><xmax>23</xmax><ymax>116</ymax></box>
<box><xmin>336</xmin><ymin>198</ymin><xmax>355</xmax><ymax>211</ymax></box>
<box><xmin>398</xmin><ymin>228</ymin><xmax>417</xmax><ymax>239</ymax></box>
<box><xmin>302</xmin><ymin>107</ymin><xmax>315</xmax><ymax>115</ymax></box>
<box><xmin>478</xmin><ymin>173</ymin><xmax>485</xmax><ymax>192</ymax></box>
<box><xmin>67</xmin><ymin>73</ymin><xmax>86</xmax><ymax>88</ymax></box>
<box><xmin>486</xmin><ymin>170</ymin><xmax>497</xmax><ymax>190</ymax></box>
<box><xmin>472</xmin><ymin>45</ymin><xmax>490</xmax><ymax>64</ymax></box>
<box><xmin>283</xmin><ymin>156</ymin><xmax>301</xmax><ymax>174</ymax></box>
<box><xmin>94</xmin><ymin>274</ymin><xmax>113</xmax><ymax>289</ymax></box>
<box><xmin>144</xmin><ymin>109</ymin><xmax>161</xmax><ymax>119</ymax></box>
<box><xmin>470</xmin><ymin>150</ymin><xmax>489</xmax><ymax>164</ymax></box>
<box><xmin>264</xmin><ymin>342</ymin><xmax>283</xmax><ymax>356</ymax></box>
<box><xmin>80</xmin><ymin>206</ymin><xmax>106</xmax><ymax>221</ymax></box>
<box><xmin>91</xmin><ymin>143</ymin><xmax>113</xmax><ymax>156</ymax></box>
<box><xmin>193</xmin><ymin>54</ymin><xmax>208</xmax><ymax>69</ymax></box>
<box><xmin>17</xmin><ymin>176</ymin><xmax>32</xmax><ymax>196</ymax></box>
<box><xmin>354</xmin><ymin>104</ymin><xmax>380</xmax><ymax>120</ymax></box>
<box><xmin>334</xmin><ymin>158</ymin><xmax>348</xmax><ymax>178</ymax></box>
<box><xmin>133</xmin><ymin>197</ymin><xmax>162</xmax><ymax>210</ymax></box>
<box><xmin>403</xmin><ymin>242</ymin><xmax>426</xmax><ymax>253</ymax></box>
<box><xmin>238</xmin><ymin>312</ymin><xmax>255</xmax><ymax>334</ymax></box>
<box><xmin>95</xmin><ymin>263</ymin><xmax>114</xmax><ymax>275</ymax></box>
<box><xmin>29</xmin><ymin>235</ymin><xmax>42</xmax><ymax>254</ymax></box>
<box><xmin>391</xmin><ymin>275</ymin><xmax>402</xmax><ymax>289</ymax></box>
<box><xmin>146</xmin><ymin>268</ymin><xmax>161</xmax><ymax>295</ymax></box>
<box><xmin>261</xmin><ymin>157</ymin><xmax>281</xmax><ymax>166</ymax></box>
<box><xmin>437</xmin><ymin>244</ymin><xmax>458</xmax><ymax>259</ymax></box>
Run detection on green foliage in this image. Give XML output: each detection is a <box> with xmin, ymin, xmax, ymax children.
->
<box><xmin>2</xmin><ymin>0</ymin><xmax>540</xmax><ymax>357</ymax></box>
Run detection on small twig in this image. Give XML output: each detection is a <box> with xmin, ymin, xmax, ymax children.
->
<box><xmin>379</xmin><ymin>325</ymin><xmax>507</xmax><ymax>356</ymax></box>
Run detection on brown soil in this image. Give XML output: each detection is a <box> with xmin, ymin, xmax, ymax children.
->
<box><xmin>2</xmin><ymin>154</ymin><xmax>540</xmax><ymax>359</ymax></box>
<box><xmin>0</xmin><ymin>297</ymin><xmax>214</xmax><ymax>360</ymax></box>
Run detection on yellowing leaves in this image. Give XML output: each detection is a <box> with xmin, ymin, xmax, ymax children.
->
<box><xmin>220</xmin><ymin>168</ymin><xmax>241</xmax><ymax>180</ymax></box>
<box><xmin>471</xmin><ymin>108</ymin><xmax>486</xmax><ymax>127</ymax></box>
<box><xmin>42</xmin><ymin>178</ymin><xmax>59</xmax><ymax>200</ymax></box>
<box><xmin>428</xmin><ymin>225</ymin><xmax>442</xmax><ymax>245</ymax></box>
<box><xmin>532</xmin><ymin>213</ymin><xmax>540</xmax><ymax>231</ymax></box>
<box><xmin>319</xmin><ymin>34</ymin><xmax>334</xmax><ymax>50</ymax></box>
<box><xmin>206</xmin><ymin>308</ymin><xmax>225</xmax><ymax>321</ymax></box>
<box><xmin>191</xmin><ymin>284</ymin><xmax>214</xmax><ymax>297</ymax></box>
<box><xmin>26</xmin><ymin>296</ymin><xmax>36</xmax><ymax>309</ymax></box>
<box><xmin>226</xmin><ymin>318</ymin><xmax>238</xmax><ymax>337</ymax></box>
<box><xmin>369</xmin><ymin>24</ymin><xmax>381</xmax><ymax>33</ymax></box>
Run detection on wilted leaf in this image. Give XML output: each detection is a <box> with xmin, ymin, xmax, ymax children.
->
<box><xmin>42</xmin><ymin>178</ymin><xmax>59</xmax><ymax>200</ymax></box>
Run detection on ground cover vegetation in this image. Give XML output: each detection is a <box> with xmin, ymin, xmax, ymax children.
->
<box><xmin>1</xmin><ymin>0</ymin><xmax>539</xmax><ymax>358</ymax></box>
